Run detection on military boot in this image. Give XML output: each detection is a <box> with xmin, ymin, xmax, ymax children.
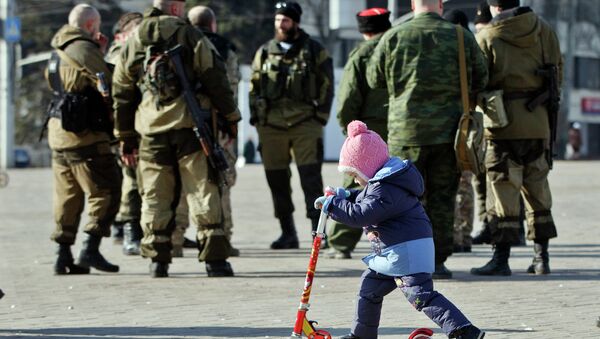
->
<box><xmin>0</xmin><ymin>288</ymin><xmax>4</xmax><ymax>300</ymax></box>
<box><xmin>433</xmin><ymin>262</ymin><xmax>453</xmax><ymax>279</ymax></box>
<box><xmin>450</xmin><ymin>325</ymin><xmax>485</xmax><ymax>338</ymax></box>
<box><xmin>472</xmin><ymin>219</ymin><xmax>491</xmax><ymax>245</ymax></box>
<box><xmin>122</xmin><ymin>221</ymin><xmax>142</xmax><ymax>256</ymax></box>
<box><xmin>150</xmin><ymin>261</ymin><xmax>169</xmax><ymax>278</ymax></box>
<box><xmin>527</xmin><ymin>239</ymin><xmax>550</xmax><ymax>275</ymax></box>
<box><xmin>205</xmin><ymin>260</ymin><xmax>234</xmax><ymax>277</ymax></box>
<box><xmin>471</xmin><ymin>243</ymin><xmax>512</xmax><ymax>276</ymax></box>
<box><xmin>77</xmin><ymin>234</ymin><xmax>119</xmax><ymax>273</ymax></box>
<box><xmin>270</xmin><ymin>215</ymin><xmax>299</xmax><ymax>249</ymax></box>
<box><xmin>54</xmin><ymin>243</ymin><xmax>90</xmax><ymax>275</ymax></box>
<box><xmin>111</xmin><ymin>221</ymin><xmax>124</xmax><ymax>244</ymax></box>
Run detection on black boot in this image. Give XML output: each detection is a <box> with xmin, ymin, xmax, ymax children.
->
<box><xmin>149</xmin><ymin>261</ymin><xmax>169</xmax><ymax>278</ymax></box>
<box><xmin>527</xmin><ymin>239</ymin><xmax>550</xmax><ymax>274</ymax></box>
<box><xmin>77</xmin><ymin>234</ymin><xmax>119</xmax><ymax>273</ymax></box>
<box><xmin>450</xmin><ymin>325</ymin><xmax>485</xmax><ymax>338</ymax></box>
<box><xmin>54</xmin><ymin>243</ymin><xmax>90</xmax><ymax>275</ymax></box>
<box><xmin>183</xmin><ymin>237</ymin><xmax>197</xmax><ymax>248</ymax></box>
<box><xmin>0</xmin><ymin>288</ymin><xmax>4</xmax><ymax>299</ymax></box>
<box><xmin>472</xmin><ymin>220</ymin><xmax>491</xmax><ymax>245</ymax></box>
<box><xmin>270</xmin><ymin>215</ymin><xmax>299</xmax><ymax>249</ymax></box>
<box><xmin>433</xmin><ymin>262</ymin><xmax>453</xmax><ymax>279</ymax></box>
<box><xmin>471</xmin><ymin>243</ymin><xmax>512</xmax><ymax>276</ymax></box>
<box><xmin>205</xmin><ymin>260</ymin><xmax>234</xmax><ymax>277</ymax></box>
<box><xmin>123</xmin><ymin>221</ymin><xmax>142</xmax><ymax>256</ymax></box>
<box><xmin>111</xmin><ymin>221</ymin><xmax>124</xmax><ymax>244</ymax></box>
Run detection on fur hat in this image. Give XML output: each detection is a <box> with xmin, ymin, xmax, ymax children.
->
<box><xmin>338</xmin><ymin>121</ymin><xmax>389</xmax><ymax>181</ymax></box>
<box><xmin>356</xmin><ymin>8</ymin><xmax>391</xmax><ymax>34</ymax></box>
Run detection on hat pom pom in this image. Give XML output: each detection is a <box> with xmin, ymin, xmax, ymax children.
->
<box><xmin>347</xmin><ymin>120</ymin><xmax>368</xmax><ymax>138</ymax></box>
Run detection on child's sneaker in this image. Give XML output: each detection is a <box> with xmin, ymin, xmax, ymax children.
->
<box><xmin>450</xmin><ymin>325</ymin><xmax>485</xmax><ymax>339</ymax></box>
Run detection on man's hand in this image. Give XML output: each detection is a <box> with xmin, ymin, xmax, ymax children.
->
<box><xmin>120</xmin><ymin>137</ymin><xmax>138</xmax><ymax>168</ymax></box>
<box><xmin>95</xmin><ymin>32</ymin><xmax>109</xmax><ymax>55</ymax></box>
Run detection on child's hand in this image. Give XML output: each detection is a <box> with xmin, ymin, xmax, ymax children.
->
<box><xmin>324</xmin><ymin>186</ymin><xmax>351</xmax><ymax>198</ymax></box>
<box><xmin>314</xmin><ymin>195</ymin><xmax>334</xmax><ymax>211</ymax></box>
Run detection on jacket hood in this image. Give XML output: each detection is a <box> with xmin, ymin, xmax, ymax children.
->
<box><xmin>369</xmin><ymin>157</ymin><xmax>424</xmax><ymax>197</ymax></box>
<box><xmin>137</xmin><ymin>7</ymin><xmax>186</xmax><ymax>46</ymax></box>
<box><xmin>51</xmin><ymin>25</ymin><xmax>96</xmax><ymax>50</ymax></box>
<box><xmin>482</xmin><ymin>7</ymin><xmax>540</xmax><ymax>48</ymax></box>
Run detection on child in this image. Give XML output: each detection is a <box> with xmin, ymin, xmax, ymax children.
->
<box><xmin>314</xmin><ymin>121</ymin><xmax>485</xmax><ymax>339</ymax></box>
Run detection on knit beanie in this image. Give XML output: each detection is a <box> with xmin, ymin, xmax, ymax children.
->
<box><xmin>443</xmin><ymin>9</ymin><xmax>470</xmax><ymax>31</ymax></box>
<box><xmin>275</xmin><ymin>1</ymin><xmax>302</xmax><ymax>23</ymax></box>
<box><xmin>487</xmin><ymin>0</ymin><xmax>520</xmax><ymax>9</ymax></box>
<box><xmin>475</xmin><ymin>1</ymin><xmax>492</xmax><ymax>25</ymax></box>
<box><xmin>338</xmin><ymin>121</ymin><xmax>389</xmax><ymax>181</ymax></box>
<box><xmin>356</xmin><ymin>8</ymin><xmax>391</xmax><ymax>34</ymax></box>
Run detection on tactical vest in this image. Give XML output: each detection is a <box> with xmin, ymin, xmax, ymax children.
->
<box><xmin>258</xmin><ymin>39</ymin><xmax>318</xmax><ymax>104</ymax></box>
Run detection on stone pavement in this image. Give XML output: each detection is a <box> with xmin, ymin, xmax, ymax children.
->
<box><xmin>0</xmin><ymin>161</ymin><xmax>599</xmax><ymax>338</ymax></box>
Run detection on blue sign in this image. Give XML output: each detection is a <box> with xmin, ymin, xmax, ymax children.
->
<box><xmin>3</xmin><ymin>17</ymin><xmax>21</xmax><ymax>43</ymax></box>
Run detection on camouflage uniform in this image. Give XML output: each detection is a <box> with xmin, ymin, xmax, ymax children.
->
<box><xmin>453</xmin><ymin>171</ymin><xmax>474</xmax><ymax>249</ymax></box>
<box><xmin>171</xmin><ymin>29</ymin><xmax>240</xmax><ymax>254</ymax></box>
<box><xmin>112</xmin><ymin>8</ymin><xmax>240</xmax><ymax>271</ymax></box>
<box><xmin>47</xmin><ymin>24</ymin><xmax>121</xmax><ymax>245</ymax></box>
<box><xmin>367</xmin><ymin>12</ymin><xmax>488</xmax><ymax>270</ymax></box>
<box><xmin>328</xmin><ymin>34</ymin><xmax>388</xmax><ymax>255</ymax></box>
<box><xmin>472</xmin><ymin>6</ymin><xmax>562</xmax><ymax>276</ymax></box>
<box><xmin>249</xmin><ymin>29</ymin><xmax>334</xmax><ymax>242</ymax></box>
<box><xmin>476</xmin><ymin>7</ymin><xmax>561</xmax><ymax>244</ymax></box>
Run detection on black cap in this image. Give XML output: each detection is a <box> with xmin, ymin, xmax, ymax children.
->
<box><xmin>275</xmin><ymin>1</ymin><xmax>302</xmax><ymax>23</ymax></box>
<box><xmin>443</xmin><ymin>9</ymin><xmax>470</xmax><ymax>31</ymax></box>
<box><xmin>356</xmin><ymin>8</ymin><xmax>391</xmax><ymax>34</ymax></box>
<box><xmin>487</xmin><ymin>0</ymin><xmax>520</xmax><ymax>9</ymax></box>
<box><xmin>475</xmin><ymin>1</ymin><xmax>492</xmax><ymax>25</ymax></box>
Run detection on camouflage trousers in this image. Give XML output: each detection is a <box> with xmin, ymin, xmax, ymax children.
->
<box><xmin>327</xmin><ymin>174</ymin><xmax>363</xmax><ymax>252</ymax></box>
<box><xmin>485</xmin><ymin>139</ymin><xmax>557</xmax><ymax>244</ymax></box>
<box><xmin>172</xmin><ymin>133</ymin><xmax>237</xmax><ymax>250</ymax></box>
<box><xmin>50</xmin><ymin>142</ymin><xmax>121</xmax><ymax>244</ymax></box>
<box><xmin>138</xmin><ymin>129</ymin><xmax>230</xmax><ymax>263</ymax></box>
<box><xmin>453</xmin><ymin>171</ymin><xmax>474</xmax><ymax>247</ymax></box>
<box><xmin>389</xmin><ymin>143</ymin><xmax>460</xmax><ymax>263</ymax></box>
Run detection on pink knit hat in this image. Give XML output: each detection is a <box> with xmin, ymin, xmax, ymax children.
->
<box><xmin>338</xmin><ymin>120</ymin><xmax>389</xmax><ymax>181</ymax></box>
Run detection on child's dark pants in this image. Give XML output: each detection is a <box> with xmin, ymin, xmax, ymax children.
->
<box><xmin>351</xmin><ymin>269</ymin><xmax>470</xmax><ymax>338</ymax></box>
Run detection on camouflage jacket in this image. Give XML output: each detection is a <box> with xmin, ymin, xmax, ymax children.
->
<box><xmin>337</xmin><ymin>34</ymin><xmax>388</xmax><ymax>140</ymax></box>
<box><xmin>367</xmin><ymin>12</ymin><xmax>488</xmax><ymax>147</ymax></box>
<box><xmin>112</xmin><ymin>7</ymin><xmax>240</xmax><ymax>139</ymax></box>
<box><xmin>46</xmin><ymin>25</ymin><xmax>112</xmax><ymax>150</ymax></box>
<box><xmin>249</xmin><ymin>30</ymin><xmax>334</xmax><ymax>129</ymax></box>
<box><xmin>201</xmin><ymin>31</ymin><xmax>241</xmax><ymax>102</ymax></box>
<box><xmin>477</xmin><ymin>7</ymin><xmax>563</xmax><ymax>140</ymax></box>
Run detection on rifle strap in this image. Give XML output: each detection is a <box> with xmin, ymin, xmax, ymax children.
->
<box><xmin>456</xmin><ymin>26</ymin><xmax>470</xmax><ymax>117</ymax></box>
<box><xmin>48</xmin><ymin>52</ymin><xmax>64</xmax><ymax>96</ymax></box>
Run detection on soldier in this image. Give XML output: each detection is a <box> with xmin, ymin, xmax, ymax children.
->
<box><xmin>471</xmin><ymin>0</ymin><xmax>561</xmax><ymax>276</ymax></box>
<box><xmin>168</xmin><ymin>5</ymin><xmax>242</xmax><ymax>258</ymax></box>
<box><xmin>112</xmin><ymin>0</ymin><xmax>240</xmax><ymax>278</ymax></box>
<box><xmin>249</xmin><ymin>1</ymin><xmax>334</xmax><ymax>249</ymax></box>
<box><xmin>105</xmin><ymin>12</ymin><xmax>145</xmax><ymax>256</ymax></box>
<box><xmin>46</xmin><ymin>4</ymin><xmax>121</xmax><ymax>275</ymax></box>
<box><xmin>327</xmin><ymin>8</ymin><xmax>391</xmax><ymax>259</ymax></box>
<box><xmin>367</xmin><ymin>0</ymin><xmax>488</xmax><ymax>279</ymax></box>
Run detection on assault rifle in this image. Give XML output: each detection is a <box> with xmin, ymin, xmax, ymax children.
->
<box><xmin>526</xmin><ymin>64</ymin><xmax>560</xmax><ymax>169</ymax></box>
<box><xmin>167</xmin><ymin>45</ymin><xmax>230</xmax><ymax>187</ymax></box>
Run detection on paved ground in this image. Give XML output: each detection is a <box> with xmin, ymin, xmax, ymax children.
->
<box><xmin>0</xmin><ymin>161</ymin><xmax>599</xmax><ymax>338</ymax></box>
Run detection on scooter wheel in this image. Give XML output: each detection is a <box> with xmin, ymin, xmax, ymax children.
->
<box><xmin>408</xmin><ymin>327</ymin><xmax>434</xmax><ymax>339</ymax></box>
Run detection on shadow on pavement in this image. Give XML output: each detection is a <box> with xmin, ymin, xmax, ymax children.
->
<box><xmin>0</xmin><ymin>326</ymin><xmax>431</xmax><ymax>338</ymax></box>
<box><xmin>450</xmin><ymin>269</ymin><xmax>600</xmax><ymax>282</ymax></box>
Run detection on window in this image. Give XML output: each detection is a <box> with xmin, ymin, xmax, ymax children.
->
<box><xmin>574</xmin><ymin>57</ymin><xmax>600</xmax><ymax>90</ymax></box>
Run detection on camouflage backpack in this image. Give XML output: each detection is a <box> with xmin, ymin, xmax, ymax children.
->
<box><xmin>142</xmin><ymin>45</ymin><xmax>181</xmax><ymax>108</ymax></box>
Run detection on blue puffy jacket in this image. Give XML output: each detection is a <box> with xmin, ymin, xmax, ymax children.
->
<box><xmin>326</xmin><ymin>157</ymin><xmax>435</xmax><ymax>276</ymax></box>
